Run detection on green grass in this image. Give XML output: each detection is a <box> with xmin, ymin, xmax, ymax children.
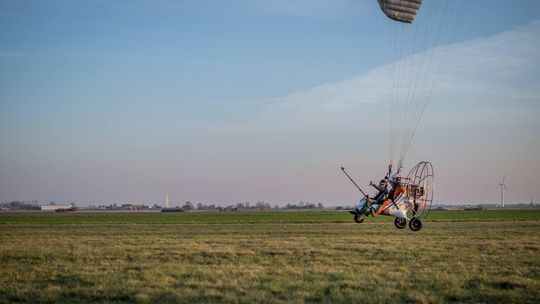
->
<box><xmin>426</xmin><ymin>209</ymin><xmax>540</xmax><ymax>221</ymax></box>
<box><xmin>0</xmin><ymin>210</ymin><xmax>539</xmax><ymax>303</ymax></box>
<box><xmin>1</xmin><ymin>209</ymin><xmax>539</xmax><ymax>223</ymax></box>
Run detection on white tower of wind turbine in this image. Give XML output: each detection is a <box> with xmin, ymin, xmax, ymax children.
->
<box><xmin>498</xmin><ymin>175</ymin><xmax>507</xmax><ymax>208</ymax></box>
<box><xmin>165</xmin><ymin>193</ymin><xmax>170</xmax><ymax>208</ymax></box>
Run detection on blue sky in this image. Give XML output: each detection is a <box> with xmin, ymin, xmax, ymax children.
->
<box><xmin>1</xmin><ymin>0</ymin><xmax>539</xmax><ymax>205</ymax></box>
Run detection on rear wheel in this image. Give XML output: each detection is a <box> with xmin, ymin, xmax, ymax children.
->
<box><xmin>354</xmin><ymin>214</ymin><xmax>364</xmax><ymax>223</ymax></box>
<box><xmin>394</xmin><ymin>217</ymin><xmax>407</xmax><ymax>229</ymax></box>
<box><xmin>409</xmin><ymin>218</ymin><xmax>422</xmax><ymax>231</ymax></box>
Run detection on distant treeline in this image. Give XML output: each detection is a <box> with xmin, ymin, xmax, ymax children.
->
<box><xmin>86</xmin><ymin>201</ymin><xmax>326</xmax><ymax>211</ymax></box>
<box><xmin>1</xmin><ymin>201</ymin><xmax>41</xmax><ymax>210</ymax></box>
<box><xmin>2</xmin><ymin>200</ymin><xmax>329</xmax><ymax>211</ymax></box>
<box><xmin>196</xmin><ymin>201</ymin><xmax>325</xmax><ymax>211</ymax></box>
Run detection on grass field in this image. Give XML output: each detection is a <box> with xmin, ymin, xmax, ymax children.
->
<box><xmin>1</xmin><ymin>209</ymin><xmax>538</xmax><ymax>223</ymax></box>
<box><xmin>1</xmin><ymin>210</ymin><xmax>539</xmax><ymax>303</ymax></box>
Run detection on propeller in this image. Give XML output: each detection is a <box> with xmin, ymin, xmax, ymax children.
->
<box><xmin>500</xmin><ymin>174</ymin><xmax>508</xmax><ymax>190</ymax></box>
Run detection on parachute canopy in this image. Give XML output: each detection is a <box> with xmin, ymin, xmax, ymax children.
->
<box><xmin>378</xmin><ymin>0</ymin><xmax>423</xmax><ymax>24</ymax></box>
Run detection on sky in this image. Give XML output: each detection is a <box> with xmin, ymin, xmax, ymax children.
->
<box><xmin>1</xmin><ymin>0</ymin><xmax>539</xmax><ymax>206</ymax></box>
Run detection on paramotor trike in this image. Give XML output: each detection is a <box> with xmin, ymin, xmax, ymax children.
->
<box><xmin>343</xmin><ymin>161</ymin><xmax>434</xmax><ymax>232</ymax></box>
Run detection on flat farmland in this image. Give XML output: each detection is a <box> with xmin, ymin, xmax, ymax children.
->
<box><xmin>1</xmin><ymin>210</ymin><xmax>539</xmax><ymax>303</ymax></box>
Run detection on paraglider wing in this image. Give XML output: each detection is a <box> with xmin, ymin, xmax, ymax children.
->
<box><xmin>378</xmin><ymin>0</ymin><xmax>423</xmax><ymax>24</ymax></box>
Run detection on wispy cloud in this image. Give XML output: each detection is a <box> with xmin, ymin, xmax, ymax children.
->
<box><xmin>262</xmin><ymin>69</ymin><xmax>386</xmax><ymax>124</ymax></box>
<box><xmin>262</xmin><ymin>20</ymin><xmax>540</xmax><ymax>123</ymax></box>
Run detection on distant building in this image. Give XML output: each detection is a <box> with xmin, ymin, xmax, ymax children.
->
<box><xmin>41</xmin><ymin>204</ymin><xmax>73</xmax><ymax>211</ymax></box>
<box><xmin>121</xmin><ymin>204</ymin><xmax>135</xmax><ymax>210</ymax></box>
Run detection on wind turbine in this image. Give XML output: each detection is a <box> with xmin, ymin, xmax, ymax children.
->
<box><xmin>498</xmin><ymin>175</ymin><xmax>507</xmax><ymax>208</ymax></box>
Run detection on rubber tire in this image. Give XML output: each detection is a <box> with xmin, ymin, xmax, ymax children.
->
<box><xmin>394</xmin><ymin>217</ymin><xmax>407</xmax><ymax>229</ymax></box>
<box><xmin>409</xmin><ymin>218</ymin><xmax>422</xmax><ymax>231</ymax></box>
<box><xmin>354</xmin><ymin>213</ymin><xmax>364</xmax><ymax>223</ymax></box>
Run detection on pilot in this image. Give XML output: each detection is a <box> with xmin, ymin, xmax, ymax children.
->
<box><xmin>373</xmin><ymin>176</ymin><xmax>406</xmax><ymax>216</ymax></box>
<box><xmin>368</xmin><ymin>179</ymin><xmax>390</xmax><ymax>215</ymax></box>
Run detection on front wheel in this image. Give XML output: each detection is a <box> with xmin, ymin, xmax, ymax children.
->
<box><xmin>354</xmin><ymin>213</ymin><xmax>364</xmax><ymax>223</ymax></box>
<box><xmin>409</xmin><ymin>218</ymin><xmax>422</xmax><ymax>231</ymax></box>
<box><xmin>394</xmin><ymin>217</ymin><xmax>407</xmax><ymax>229</ymax></box>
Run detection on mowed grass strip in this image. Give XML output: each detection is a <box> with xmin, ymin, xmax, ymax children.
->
<box><xmin>426</xmin><ymin>209</ymin><xmax>540</xmax><ymax>221</ymax></box>
<box><xmin>1</xmin><ymin>209</ymin><xmax>539</xmax><ymax>223</ymax></box>
<box><xmin>0</xmin><ymin>211</ymin><xmax>347</xmax><ymax>223</ymax></box>
<box><xmin>0</xmin><ymin>220</ymin><xmax>539</xmax><ymax>303</ymax></box>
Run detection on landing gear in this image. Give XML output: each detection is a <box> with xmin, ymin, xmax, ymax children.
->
<box><xmin>354</xmin><ymin>213</ymin><xmax>365</xmax><ymax>223</ymax></box>
<box><xmin>394</xmin><ymin>217</ymin><xmax>407</xmax><ymax>229</ymax></box>
<box><xmin>409</xmin><ymin>218</ymin><xmax>422</xmax><ymax>231</ymax></box>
